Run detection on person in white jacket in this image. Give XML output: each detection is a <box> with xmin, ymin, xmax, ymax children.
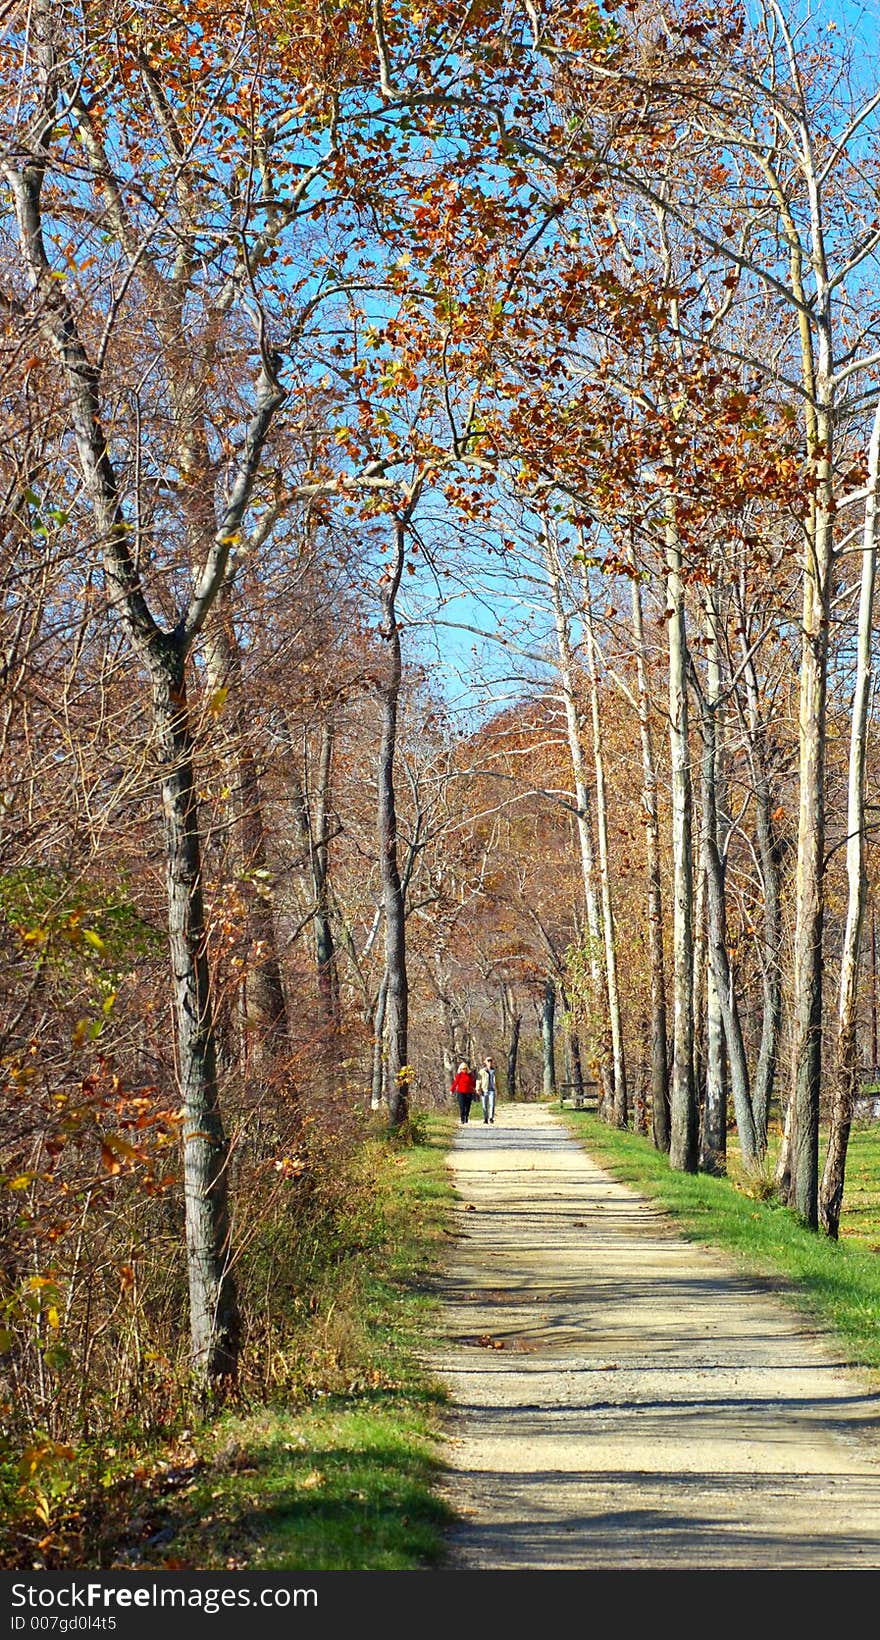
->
<box><xmin>477</xmin><ymin>1056</ymin><xmax>497</xmax><ymax>1124</ymax></box>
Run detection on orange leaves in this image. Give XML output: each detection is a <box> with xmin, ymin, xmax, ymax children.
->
<box><xmin>100</xmin><ymin>1135</ymin><xmax>139</xmax><ymax>1175</ymax></box>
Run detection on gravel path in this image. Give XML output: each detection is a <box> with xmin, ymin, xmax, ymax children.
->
<box><xmin>430</xmin><ymin>1101</ymin><xmax>880</xmax><ymax>1569</ymax></box>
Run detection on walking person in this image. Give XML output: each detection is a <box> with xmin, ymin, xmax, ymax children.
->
<box><xmin>477</xmin><ymin>1055</ymin><xmax>497</xmax><ymax>1124</ymax></box>
<box><xmin>451</xmin><ymin>1060</ymin><xmax>476</xmax><ymax>1124</ymax></box>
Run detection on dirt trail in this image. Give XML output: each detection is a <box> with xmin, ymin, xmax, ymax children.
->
<box><xmin>430</xmin><ymin>1101</ymin><xmax>880</xmax><ymax>1569</ymax></box>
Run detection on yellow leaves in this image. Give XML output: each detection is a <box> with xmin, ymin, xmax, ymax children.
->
<box><xmin>82</xmin><ymin>929</ymin><xmax>106</xmax><ymax>954</ymax></box>
<box><xmin>207</xmin><ymin>686</ymin><xmax>229</xmax><ymax>716</ymax></box>
<box><xmin>20</xmin><ymin>1446</ymin><xmax>49</xmax><ymax>1479</ymax></box>
<box><xmin>9</xmin><ymin>1174</ymin><xmax>35</xmax><ymax>1191</ymax></box>
<box><xmin>6</xmin><ymin>1059</ymin><xmax>35</xmax><ymax>1091</ymax></box>
<box><xmin>19</xmin><ymin>925</ymin><xmax>48</xmax><ymax>949</ymax></box>
<box><xmin>100</xmin><ymin>1134</ymin><xmax>139</xmax><ymax>1175</ymax></box>
<box><xmin>19</xmin><ymin>1439</ymin><xmax>75</xmax><ymax>1479</ymax></box>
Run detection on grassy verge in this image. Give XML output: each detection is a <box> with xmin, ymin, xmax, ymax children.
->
<box><xmin>12</xmin><ymin>1110</ymin><xmax>458</xmax><ymax>1572</ymax></box>
<box><xmin>561</xmin><ymin>1109</ymin><xmax>880</xmax><ymax>1377</ymax></box>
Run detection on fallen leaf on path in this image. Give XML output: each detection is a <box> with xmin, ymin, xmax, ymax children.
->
<box><xmin>476</xmin><ymin>1334</ymin><xmax>505</xmax><ymax>1350</ymax></box>
<box><xmin>462</xmin><ymin>1203</ymin><xmax>477</xmax><ymax>1212</ymax></box>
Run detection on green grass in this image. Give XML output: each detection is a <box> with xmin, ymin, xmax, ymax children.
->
<box><xmin>831</xmin><ymin>1124</ymin><xmax>880</xmax><ymax>1247</ymax></box>
<box><xmin>91</xmin><ymin>1111</ymin><xmax>459</xmax><ymax>1571</ymax></box>
<box><xmin>138</xmin><ymin>1400</ymin><xmax>451</xmax><ymax>1572</ymax></box>
<box><xmin>561</xmin><ymin>1109</ymin><xmax>880</xmax><ymax>1376</ymax></box>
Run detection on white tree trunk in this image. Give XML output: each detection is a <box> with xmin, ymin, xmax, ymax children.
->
<box><xmin>545</xmin><ymin>532</ymin><xmax>613</xmax><ymax>1109</ymax></box>
<box><xmin>820</xmin><ymin>396</ymin><xmax>880</xmax><ymax>1234</ymax></box>
<box><xmin>699</xmin><ymin>585</ymin><xmax>757</xmax><ymax>1165</ymax></box>
<box><xmin>583</xmin><ymin>570</ymin><xmax>627</xmax><ymax>1125</ymax></box>
<box><xmin>666</xmin><ymin>518</ymin><xmax>698</xmax><ymax>1171</ymax></box>
<box><xmin>629</xmin><ymin>562</ymin><xmax>670</xmax><ymax>1149</ymax></box>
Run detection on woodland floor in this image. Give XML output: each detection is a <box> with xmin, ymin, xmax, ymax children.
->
<box><xmin>430</xmin><ymin>1102</ymin><xmax>880</xmax><ymax>1569</ymax></box>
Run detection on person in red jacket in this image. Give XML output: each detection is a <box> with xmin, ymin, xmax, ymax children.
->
<box><xmin>451</xmin><ymin>1060</ymin><xmax>477</xmax><ymax>1124</ymax></box>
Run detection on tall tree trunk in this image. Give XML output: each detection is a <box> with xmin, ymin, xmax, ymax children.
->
<box><xmin>569</xmin><ymin>1028</ymin><xmax>585</xmax><ymax>1102</ymax></box>
<box><xmin>541</xmin><ymin>979</ymin><xmax>557</xmax><ymax>1100</ymax></box>
<box><xmin>504</xmin><ymin>985</ymin><xmax>522</xmax><ymax>1101</ymax></box>
<box><xmin>629</xmin><ymin>562</ymin><xmax>670</xmax><ymax>1151</ymax></box>
<box><xmin>545</xmin><ymin>530</ymin><xmax>613</xmax><ymax>1112</ymax></box>
<box><xmin>700</xmin><ymin>960</ymin><xmax>727</xmax><ymax>1174</ymax></box>
<box><xmin>700</xmin><ymin>585</ymin><xmax>758</xmax><ymax>1165</ymax></box>
<box><xmin>775</xmin><ymin>1094</ymin><xmax>794</xmax><ymax>1200</ymax></box>
<box><xmin>378</xmin><ymin>522</ymin><xmax>409</xmax><ymax>1127</ymax></box>
<box><xmin>584</xmin><ymin>572</ymin><xmax>627</xmax><ymax>1125</ymax></box>
<box><xmin>632</xmin><ymin>1020</ymin><xmax>649</xmax><ymax>1135</ymax></box>
<box><xmin>666</xmin><ymin>518</ymin><xmax>698</xmax><ymax>1172</ymax></box>
<box><xmin>370</xmin><ymin>972</ymin><xmax>388</xmax><ymax>1111</ymax></box>
<box><xmin>787</xmin><ymin>209</ymin><xmax>835</xmax><ymax>1224</ymax></box>
<box><xmin>203</xmin><ymin>596</ymin><xmax>289</xmax><ymax>1064</ymax></box>
<box><xmin>820</xmin><ymin>398</ymin><xmax>880</xmax><ymax>1235</ymax></box>
<box><xmin>283</xmin><ymin>719</ymin><xmax>339</xmax><ymax>1028</ymax></box>
<box><xmin>865</xmin><ymin>905</ymin><xmax>871</xmax><ymax>1082</ymax></box>
<box><xmin>740</xmin><ymin>619</ymin><xmax>783</xmax><ymax>1153</ymax></box>
<box><xmin>313</xmin><ymin>719</ymin><xmax>338</xmax><ymax>1026</ymax></box>
<box><xmin>691</xmin><ymin>845</ymin><xmax>707</xmax><ymax>1107</ymax></box>
<box><xmin>153</xmin><ymin>658</ymin><xmax>240</xmax><ymax>1383</ymax></box>
<box><xmin>790</xmin><ymin>469</ymin><xmax>833</xmax><ymax>1224</ymax></box>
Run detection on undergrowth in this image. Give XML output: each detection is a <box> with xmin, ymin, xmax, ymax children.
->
<box><xmin>1</xmin><ymin>1109</ymin><xmax>458</xmax><ymax>1570</ymax></box>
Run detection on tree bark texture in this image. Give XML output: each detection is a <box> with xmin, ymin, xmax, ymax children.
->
<box><xmin>546</xmin><ymin>532</ymin><xmax>614</xmax><ymax>1112</ymax></box>
<box><xmin>370</xmin><ymin>972</ymin><xmax>388</xmax><ymax>1111</ymax></box>
<box><xmin>790</xmin><ymin>475</ymin><xmax>833</xmax><ymax>1226</ymax></box>
<box><xmin>313</xmin><ymin>720</ymin><xmax>339</xmax><ymax>1026</ymax></box>
<box><xmin>629</xmin><ymin>565</ymin><xmax>670</xmax><ymax>1151</ymax></box>
<box><xmin>378</xmin><ymin>525</ymin><xmax>409</xmax><ymax>1127</ymax></box>
<box><xmin>700</xmin><ymin>959</ymin><xmax>727</xmax><ymax>1174</ymax></box>
<box><xmin>505</xmin><ymin>989</ymin><xmax>522</xmax><ymax>1101</ymax></box>
<box><xmin>741</xmin><ymin>633</ymin><xmax>783</xmax><ymax>1152</ymax></box>
<box><xmin>584</xmin><ymin>573</ymin><xmax>628</xmax><ymax>1125</ymax></box>
<box><xmin>203</xmin><ymin>598</ymin><xmax>289</xmax><ymax>1065</ymax></box>
<box><xmin>541</xmin><ymin>979</ymin><xmax>557</xmax><ymax>1100</ymax></box>
<box><xmin>699</xmin><ymin>589</ymin><xmax>758</xmax><ymax>1165</ymax></box>
<box><xmin>820</xmin><ymin>397</ymin><xmax>880</xmax><ymax>1235</ymax></box>
<box><xmin>153</xmin><ymin>658</ymin><xmax>240</xmax><ymax>1381</ymax></box>
<box><xmin>666</xmin><ymin>522</ymin><xmax>698</xmax><ymax>1172</ymax></box>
